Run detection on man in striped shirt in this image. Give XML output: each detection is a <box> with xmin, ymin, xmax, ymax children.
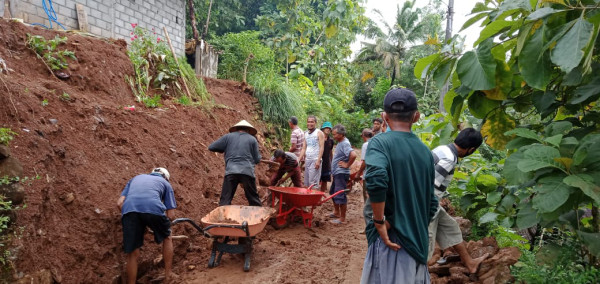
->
<box><xmin>428</xmin><ymin>128</ymin><xmax>489</xmax><ymax>274</ymax></box>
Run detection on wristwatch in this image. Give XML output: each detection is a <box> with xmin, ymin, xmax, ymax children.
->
<box><xmin>373</xmin><ymin>215</ymin><xmax>386</xmax><ymax>225</ymax></box>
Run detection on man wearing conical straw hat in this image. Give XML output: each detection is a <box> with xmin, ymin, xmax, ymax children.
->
<box><xmin>209</xmin><ymin>120</ymin><xmax>262</xmax><ymax>206</ymax></box>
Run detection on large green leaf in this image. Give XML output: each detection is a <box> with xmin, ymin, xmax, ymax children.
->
<box><xmin>443</xmin><ymin>89</ymin><xmax>458</xmax><ymax>113</ymax></box>
<box><xmin>545</xmin><ymin>120</ymin><xmax>572</xmax><ymax>136</ymax></box>
<box><xmin>516</xmin><ymin>201</ymin><xmax>539</xmax><ymax>229</ymax></box>
<box><xmin>460</xmin><ymin>13</ymin><xmax>488</xmax><ymax>32</ymax></box>
<box><xmin>515</xmin><ymin>22</ymin><xmax>534</xmax><ymax>57</ymax></box>
<box><xmin>433</xmin><ymin>59</ymin><xmax>455</xmax><ymax>89</ymax></box>
<box><xmin>505</xmin><ymin>128</ymin><xmax>542</xmax><ymax>142</ymax></box>
<box><xmin>568</xmin><ymin>78</ymin><xmax>600</xmax><ymax>105</ymax></box>
<box><xmin>457</xmin><ymin>39</ymin><xmax>497</xmax><ymax>90</ymax></box>
<box><xmin>468</xmin><ymin>91</ymin><xmax>501</xmax><ymax>119</ymax></box>
<box><xmin>564</xmin><ymin>174</ymin><xmax>600</xmax><ymax>204</ymax></box>
<box><xmin>577</xmin><ymin>231</ymin><xmax>600</xmax><ymax>257</ymax></box>
<box><xmin>477</xmin><ymin>174</ymin><xmax>499</xmax><ymax>193</ymax></box>
<box><xmin>573</xmin><ymin>134</ymin><xmax>600</xmax><ymax>166</ymax></box>
<box><xmin>544</xmin><ymin>134</ymin><xmax>563</xmax><ymax>148</ymax></box>
<box><xmin>519</xmin><ymin>25</ymin><xmax>552</xmax><ymax>90</ymax></box>
<box><xmin>414</xmin><ymin>53</ymin><xmax>440</xmax><ymax>79</ymax></box>
<box><xmin>474</xmin><ymin>20</ymin><xmax>515</xmax><ymax>46</ymax></box>
<box><xmin>527</xmin><ymin>7</ymin><xmax>560</xmax><ymax>21</ymax></box>
<box><xmin>487</xmin><ymin>191</ymin><xmax>502</xmax><ymax>204</ymax></box>
<box><xmin>479</xmin><ymin>212</ymin><xmax>499</xmax><ymax>224</ymax></box>
<box><xmin>532</xmin><ymin>176</ymin><xmax>573</xmax><ymax>213</ymax></box>
<box><xmin>550</xmin><ymin>18</ymin><xmax>595</xmax><ymax>73</ymax></box>
<box><xmin>499</xmin><ymin>0</ymin><xmax>532</xmax><ymax>12</ymax></box>
<box><xmin>506</xmin><ymin>137</ymin><xmax>537</xmax><ymax>150</ymax></box>
<box><xmin>481</xmin><ymin>108</ymin><xmax>516</xmax><ymax>149</ymax></box>
<box><xmin>517</xmin><ymin>145</ymin><xmax>562</xmax><ymax>172</ymax></box>
<box><xmin>532</xmin><ymin>91</ymin><xmax>557</xmax><ymax>118</ymax></box>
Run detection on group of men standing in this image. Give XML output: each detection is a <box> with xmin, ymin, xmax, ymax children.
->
<box><xmin>275</xmin><ymin>115</ymin><xmax>356</xmax><ymax>224</ymax></box>
<box><xmin>115</xmin><ymin>87</ymin><xmax>488</xmax><ymax>283</ymax></box>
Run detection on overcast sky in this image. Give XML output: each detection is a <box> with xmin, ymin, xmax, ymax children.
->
<box><xmin>351</xmin><ymin>0</ymin><xmax>483</xmax><ymax>57</ymax></box>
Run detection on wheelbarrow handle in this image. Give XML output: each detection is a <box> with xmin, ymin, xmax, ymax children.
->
<box><xmin>172</xmin><ymin>218</ymin><xmax>250</xmax><ymax>238</ymax></box>
<box><xmin>320</xmin><ymin>188</ymin><xmax>351</xmax><ymax>204</ymax></box>
<box><xmin>172</xmin><ymin>218</ymin><xmax>204</xmax><ymax>232</ymax></box>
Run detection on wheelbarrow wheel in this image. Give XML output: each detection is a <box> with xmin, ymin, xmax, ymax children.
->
<box><xmin>270</xmin><ymin>213</ymin><xmax>289</xmax><ymax>230</ymax></box>
<box><xmin>269</xmin><ymin>199</ymin><xmax>290</xmax><ymax>229</ymax></box>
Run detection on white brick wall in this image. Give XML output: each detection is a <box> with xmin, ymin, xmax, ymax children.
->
<box><xmin>0</xmin><ymin>0</ymin><xmax>186</xmax><ymax>55</ymax></box>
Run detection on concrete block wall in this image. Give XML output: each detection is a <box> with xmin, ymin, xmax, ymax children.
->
<box><xmin>0</xmin><ymin>0</ymin><xmax>186</xmax><ymax>55</ymax></box>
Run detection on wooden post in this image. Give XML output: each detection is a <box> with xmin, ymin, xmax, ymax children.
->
<box><xmin>3</xmin><ymin>0</ymin><xmax>12</xmax><ymax>18</ymax></box>
<box><xmin>75</xmin><ymin>4</ymin><xmax>89</xmax><ymax>32</ymax></box>
<box><xmin>163</xmin><ymin>27</ymin><xmax>192</xmax><ymax>98</ymax></box>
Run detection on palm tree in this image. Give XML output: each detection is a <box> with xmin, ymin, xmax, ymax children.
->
<box><xmin>356</xmin><ymin>0</ymin><xmax>434</xmax><ymax>86</ymax></box>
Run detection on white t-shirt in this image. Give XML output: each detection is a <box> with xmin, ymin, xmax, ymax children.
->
<box><xmin>360</xmin><ymin>140</ymin><xmax>369</xmax><ymax>180</ymax></box>
<box><xmin>304</xmin><ymin>129</ymin><xmax>322</xmax><ymax>160</ymax></box>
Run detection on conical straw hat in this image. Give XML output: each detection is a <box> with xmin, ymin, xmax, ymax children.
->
<box><xmin>229</xmin><ymin>120</ymin><xmax>257</xmax><ymax>136</ymax></box>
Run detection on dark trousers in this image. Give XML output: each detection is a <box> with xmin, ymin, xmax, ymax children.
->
<box><xmin>219</xmin><ymin>174</ymin><xmax>261</xmax><ymax>206</ymax></box>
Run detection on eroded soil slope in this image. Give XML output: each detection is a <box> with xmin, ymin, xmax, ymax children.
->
<box><xmin>0</xmin><ymin>19</ymin><xmax>274</xmax><ymax>283</ymax></box>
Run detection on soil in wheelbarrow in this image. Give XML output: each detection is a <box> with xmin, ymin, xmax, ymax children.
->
<box><xmin>174</xmin><ymin>181</ymin><xmax>369</xmax><ymax>284</ymax></box>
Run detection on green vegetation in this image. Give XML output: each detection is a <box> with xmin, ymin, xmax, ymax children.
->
<box><xmin>26</xmin><ymin>34</ymin><xmax>77</xmax><ymax>71</ymax></box>
<box><xmin>512</xmin><ymin>231</ymin><xmax>600</xmax><ymax>283</ymax></box>
<box><xmin>416</xmin><ymin>0</ymin><xmax>600</xmax><ymax>275</ymax></box>
<box><xmin>59</xmin><ymin>92</ymin><xmax>71</xmax><ymax>101</ymax></box>
<box><xmin>0</xmin><ymin>128</ymin><xmax>16</xmax><ymax>146</ymax></box>
<box><xmin>126</xmin><ymin>25</ymin><xmax>210</xmax><ymax>108</ymax></box>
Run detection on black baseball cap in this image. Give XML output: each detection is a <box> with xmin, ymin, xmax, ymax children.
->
<box><xmin>383</xmin><ymin>88</ymin><xmax>418</xmax><ymax>113</ymax></box>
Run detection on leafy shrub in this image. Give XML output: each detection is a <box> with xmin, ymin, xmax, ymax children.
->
<box><xmin>126</xmin><ymin>25</ymin><xmax>179</xmax><ymax>105</ymax></box>
<box><xmin>0</xmin><ymin>129</ymin><xmax>16</xmax><ymax>146</ymax></box>
<box><xmin>26</xmin><ymin>34</ymin><xmax>76</xmax><ymax>71</ymax></box>
<box><xmin>512</xmin><ymin>244</ymin><xmax>600</xmax><ymax>283</ymax></box>
<box><xmin>370</xmin><ymin>77</ymin><xmax>392</xmax><ymax>111</ymax></box>
<box><xmin>210</xmin><ymin>31</ymin><xmax>276</xmax><ymax>81</ymax></box>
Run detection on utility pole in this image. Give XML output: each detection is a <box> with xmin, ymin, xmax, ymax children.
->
<box><xmin>439</xmin><ymin>0</ymin><xmax>453</xmax><ymax>113</ymax></box>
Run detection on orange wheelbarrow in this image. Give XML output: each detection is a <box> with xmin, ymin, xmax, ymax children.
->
<box><xmin>172</xmin><ymin>205</ymin><xmax>275</xmax><ymax>271</ymax></box>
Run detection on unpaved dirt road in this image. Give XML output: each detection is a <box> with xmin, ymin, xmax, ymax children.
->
<box><xmin>175</xmin><ymin>184</ymin><xmax>368</xmax><ymax>283</ymax></box>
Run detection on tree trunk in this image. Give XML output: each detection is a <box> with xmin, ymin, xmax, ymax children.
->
<box><xmin>187</xmin><ymin>0</ymin><xmax>200</xmax><ymax>42</ymax></box>
<box><xmin>438</xmin><ymin>0</ymin><xmax>454</xmax><ymax>113</ymax></box>
<box><xmin>203</xmin><ymin>0</ymin><xmax>214</xmax><ymax>40</ymax></box>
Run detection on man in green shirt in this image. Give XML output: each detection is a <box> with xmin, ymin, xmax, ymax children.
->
<box><xmin>361</xmin><ymin>88</ymin><xmax>438</xmax><ymax>284</ymax></box>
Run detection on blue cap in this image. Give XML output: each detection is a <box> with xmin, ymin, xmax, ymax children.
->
<box><xmin>321</xmin><ymin>121</ymin><xmax>332</xmax><ymax>130</ymax></box>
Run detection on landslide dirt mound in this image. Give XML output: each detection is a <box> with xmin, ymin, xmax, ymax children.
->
<box><xmin>0</xmin><ymin>19</ymin><xmax>272</xmax><ymax>283</ymax></box>
<box><xmin>0</xmin><ymin>19</ymin><xmax>522</xmax><ymax>284</ymax></box>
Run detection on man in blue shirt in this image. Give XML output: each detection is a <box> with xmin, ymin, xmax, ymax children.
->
<box><xmin>117</xmin><ymin>167</ymin><xmax>177</xmax><ymax>284</ymax></box>
<box><xmin>329</xmin><ymin>124</ymin><xmax>356</xmax><ymax>224</ymax></box>
<box><xmin>209</xmin><ymin>120</ymin><xmax>262</xmax><ymax>206</ymax></box>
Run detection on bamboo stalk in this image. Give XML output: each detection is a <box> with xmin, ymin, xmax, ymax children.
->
<box><xmin>162</xmin><ymin>27</ymin><xmax>192</xmax><ymax>98</ymax></box>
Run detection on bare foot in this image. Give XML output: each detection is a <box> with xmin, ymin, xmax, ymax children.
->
<box><xmin>467</xmin><ymin>253</ymin><xmax>489</xmax><ymax>274</ymax></box>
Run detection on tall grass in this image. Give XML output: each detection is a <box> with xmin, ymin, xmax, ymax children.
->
<box><xmin>178</xmin><ymin>57</ymin><xmax>210</xmax><ymax>103</ymax></box>
<box><xmin>249</xmin><ymin>73</ymin><xmax>304</xmax><ymax>128</ymax></box>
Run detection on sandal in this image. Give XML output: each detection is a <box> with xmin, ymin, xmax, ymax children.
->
<box><xmin>327</xmin><ymin>213</ymin><xmax>339</xmax><ymax>218</ymax></box>
<box><xmin>330</xmin><ymin>219</ymin><xmax>344</xmax><ymax>225</ymax></box>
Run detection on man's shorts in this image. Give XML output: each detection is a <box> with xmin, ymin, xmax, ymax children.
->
<box><xmin>428</xmin><ymin>206</ymin><xmax>463</xmax><ymax>259</ymax></box>
<box><xmin>330</xmin><ymin>173</ymin><xmax>350</xmax><ymax>204</ymax></box>
<box><xmin>320</xmin><ymin>170</ymin><xmax>331</xmax><ymax>182</ymax></box>
<box><xmin>122</xmin><ymin>212</ymin><xmax>171</xmax><ymax>253</ymax></box>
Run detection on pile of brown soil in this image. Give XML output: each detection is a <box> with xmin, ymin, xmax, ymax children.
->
<box><xmin>0</xmin><ymin>18</ymin><xmax>522</xmax><ymax>284</ymax></box>
<box><xmin>0</xmin><ymin>19</ymin><xmax>272</xmax><ymax>283</ymax></box>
